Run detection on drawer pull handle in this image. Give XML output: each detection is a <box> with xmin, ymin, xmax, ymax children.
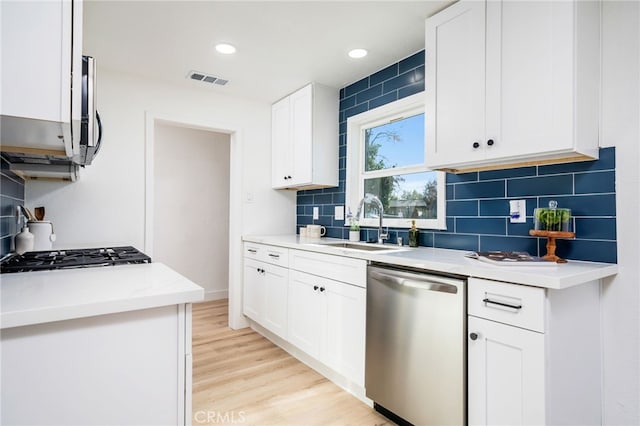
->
<box><xmin>248</xmin><ymin>249</ymin><xmax>257</xmax><ymax>253</ymax></box>
<box><xmin>482</xmin><ymin>298</ymin><xmax>522</xmax><ymax>310</ymax></box>
<box><xmin>268</xmin><ymin>254</ymin><xmax>280</xmax><ymax>259</ymax></box>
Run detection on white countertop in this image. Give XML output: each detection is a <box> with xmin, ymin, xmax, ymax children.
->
<box><xmin>0</xmin><ymin>263</ymin><xmax>204</xmax><ymax>329</ymax></box>
<box><xmin>243</xmin><ymin>235</ymin><xmax>618</xmax><ymax>290</ymax></box>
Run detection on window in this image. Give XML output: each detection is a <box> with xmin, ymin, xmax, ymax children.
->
<box><xmin>346</xmin><ymin>92</ymin><xmax>446</xmax><ymax>229</ymax></box>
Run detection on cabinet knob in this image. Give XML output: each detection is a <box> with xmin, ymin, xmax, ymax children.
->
<box><xmin>313</xmin><ymin>285</ymin><xmax>319</xmax><ymax>291</ymax></box>
<box><xmin>472</xmin><ymin>142</ymin><xmax>480</xmax><ymax>149</ymax></box>
<box><xmin>487</xmin><ymin>139</ymin><xmax>494</xmax><ymax>146</ymax></box>
<box><xmin>470</xmin><ymin>332</ymin><xmax>479</xmax><ymax>341</ymax></box>
<box><xmin>320</xmin><ymin>287</ymin><xmax>325</xmax><ymax>292</ymax></box>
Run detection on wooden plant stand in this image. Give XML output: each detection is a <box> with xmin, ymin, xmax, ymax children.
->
<box><xmin>529</xmin><ymin>230</ymin><xmax>576</xmax><ymax>263</ymax></box>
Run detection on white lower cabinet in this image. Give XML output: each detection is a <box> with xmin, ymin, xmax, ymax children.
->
<box><xmin>242</xmin><ymin>243</ymin><xmax>367</xmax><ymax>391</ymax></box>
<box><xmin>1</xmin><ymin>304</ymin><xmax>192</xmax><ymax>425</ymax></box>
<box><xmin>287</xmin><ymin>270</ymin><xmax>324</xmax><ymax>357</ymax></box>
<box><xmin>468</xmin><ymin>316</ymin><xmax>545</xmax><ymax>425</ymax></box>
<box><xmin>242</xmin><ymin>259</ymin><xmax>288</xmax><ymax>339</ymax></box>
<box><xmin>242</xmin><ymin>244</ymin><xmax>289</xmax><ymax>340</ymax></box>
<box><xmin>262</xmin><ymin>266</ymin><xmax>289</xmax><ymax>337</ymax></box>
<box><xmin>288</xmin><ymin>270</ymin><xmax>366</xmax><ymax>386</ymax></box>
<box><xmin>242</xmin><ymin>258</ymin><xmax>263</xmax><ymax>321</ymax></box>
<box><xmin>467</xmin><ymin>277</ymin><xmax>602</xmax><ymax>425</ymax></box>
<box><xmin>324</xmin><ymin>278</ymin><xmax>366</xmax><ymax>386</ymax></box>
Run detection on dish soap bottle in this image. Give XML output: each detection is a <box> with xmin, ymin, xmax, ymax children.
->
<box><xmin>408</xmin><ymin>220</ymin><xmax>419</xmax><ymax>248</ymax></box>
<box><xmin>15</xmin><ymin>225</ymin><xmax>34</xmax><ymax>254</ymax></box>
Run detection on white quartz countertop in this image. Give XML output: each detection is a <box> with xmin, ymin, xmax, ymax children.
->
<box><xmin>243</xmin><ymin>235</ymin><xmax>618</xmax><ymax>290</ymax></box>
<box><xmin>0</xmin><ymin>263</ymin><xmax>204</xmax><ymax>329</ymax></box>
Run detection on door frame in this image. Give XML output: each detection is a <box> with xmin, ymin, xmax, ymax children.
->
<box><xmin>144</xmin><ymin>112</ymin><xmax>248</xmax><ymax>330</ymax></box>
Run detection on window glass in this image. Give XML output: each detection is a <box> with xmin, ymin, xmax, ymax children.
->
<box><xmin>364</xmin><ymin>113</ymin><xmax>425</xmax><ymax>171</ymax></box>
<box><xmin>363</xmin><ymin>171</ymin><xmax>439</xmax><ymax>219</ymax></box>
<box><xmin>346</xmin><ymin>93</ymin><xmax>446</xmax><ymax>230</ymax></box>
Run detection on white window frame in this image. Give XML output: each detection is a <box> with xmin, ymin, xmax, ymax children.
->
<box><xmin>345</xmin><ymin>92</ymin><xmax>447</xmax><ymax>230</ymax></box>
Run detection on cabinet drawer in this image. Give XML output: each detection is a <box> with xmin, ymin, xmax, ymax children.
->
<box><xmin>289</xmin><ymin>249</ymin><xmax>366</xmax><ymax>288</ymax></box>
<box><xmin>468</xmin><ymin>278</ymin><xmax>545</xmax><ymax>333</ymax></box>
<box><xmin>244</xmin><ymin>243</ymin><xmax>289</xmax><ymax>267</ymax></box>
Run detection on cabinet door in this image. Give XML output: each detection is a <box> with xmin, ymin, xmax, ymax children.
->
<box><xmin>324</xmin><ymin>279</ymin><xmax>366</xmax><ymax>386</ymax></box>
<box><xmin>485</xmin><ymin>0</ymin><xmax>574</xmax><ymax>160</ymax></box>
<box><xmin>289</xmin><ymin>84</ymin><xmax>313</xmax><ymax>186</ymax></box>
<box><xmin>1</xmin><ymin>0</ymin><xmax>70</xmax><ymax>122</ymax></box>
<box><xmin>287</xmin><ymin>271</ymin><xmax>323</xmax><ymax>358</ymax></box>
<box><xmin>262</xmin><ymin>264</ymin><xmax>289</xmax><ymax>339</ymax></box>
<box><xmin>426</xmin><ymin>0</ymin><xmax>486</xmax><ymax>168</ymax></box>
<box><xmin>243</xmin><ymin>258</ymin><xmax>264</xmax><ymax>322</ymax></box>
<box><xmin>468</xmin><ymin>316</ymin><xmax>545</xmax><ymax>426</ymax></box>
<box><xmin>271</xmin><ymin>97</ymin><xmax>291</xmax><ymax>188</ymax></box>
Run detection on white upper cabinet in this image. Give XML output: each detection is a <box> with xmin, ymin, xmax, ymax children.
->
<box><xmin>1</xmin><ymin>0</ymin><xmax>83</xmax><ymax>156</ymax></box>
<box><xmin>425</xmin><ymin>0</ymin><xmax>601</xmax><ymax>172</ymax></box>
<box><xmin>271</xmin><ymin>83</ymin><xmax>339</xmax><ymax>190</ymax></box>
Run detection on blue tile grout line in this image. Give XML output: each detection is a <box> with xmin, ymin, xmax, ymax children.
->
<box><xmin>296</xmin><ymin>49</ymin><xmax>616</xmax><ymax>263</ymax></box>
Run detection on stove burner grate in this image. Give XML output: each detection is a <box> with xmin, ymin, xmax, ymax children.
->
<box><xmin>0</xmin><ymin>246</ymin><xmax>152</xmax><ymax>273</ymax></box>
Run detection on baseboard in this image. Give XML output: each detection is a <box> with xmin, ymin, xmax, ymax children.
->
<box><xmin>203</xmin><ymin>289</ymin><xmax>228</xmax><ymax>301</ymax></box>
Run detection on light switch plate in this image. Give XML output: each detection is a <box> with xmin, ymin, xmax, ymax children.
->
<box><xmin>313</xmin><ymin>206</ymin><xmax>319</xmax><ymax>220</ymax></box>
<box><xmin>334</xmin><ymin>205</ymin><xmax>344</xmax><ymax>220</ymax></box>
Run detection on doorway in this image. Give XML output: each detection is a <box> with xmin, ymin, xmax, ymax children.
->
<box><xmin>152</xmin><ymin>123</ymin><xmax>230</xmax><ymax>301</ymax></box>
<box><xmin>145</xmin><ymin>113</ymin><xmax>246</xmax><ymax>330</ymax></box>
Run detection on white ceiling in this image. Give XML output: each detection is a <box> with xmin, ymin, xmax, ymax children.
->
<box><xmin>83</xmin><ymin>1</ymin><xmax>453</xmax><ymax>103</ymax></box>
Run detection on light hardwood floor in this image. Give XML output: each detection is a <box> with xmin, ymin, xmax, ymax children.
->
<box><xmin>192</xmin><ymin>299</ymin><xmax>392</xmax><ymax>426</ymax></box>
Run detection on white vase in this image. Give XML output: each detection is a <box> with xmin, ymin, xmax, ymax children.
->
<box><xmin>349</xmin><ymin>230</ymin><xmax>360</xmax><ymax>242</ymax></box>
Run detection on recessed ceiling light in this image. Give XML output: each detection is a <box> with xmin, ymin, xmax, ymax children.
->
<box><xmin>215</xmin><ymin>43</ymin><xmax>236</xmax><ymax>54</ymax></box>
<box><xmin>348</xmin><ymin>48</ymin><xmax>368</xmax><ymax>59</ymax></box>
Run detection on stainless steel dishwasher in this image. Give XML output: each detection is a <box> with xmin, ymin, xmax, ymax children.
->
<box><xmin>366</xmin><ymin>263</ymin><xmax>466</xmax><ymax>425</ymax></box>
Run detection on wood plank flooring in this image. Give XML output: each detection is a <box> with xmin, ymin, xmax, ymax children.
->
<box><xmin>192</xmin><ymin>299</ymin><xmax>391</xmax><ymax>425</ymax></box>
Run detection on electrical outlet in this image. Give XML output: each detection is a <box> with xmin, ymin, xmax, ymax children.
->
<box><xmin>509</xmin><ymin>199</ymin><xmax>527</xmax><ymax>223</ymax></box>
<box><xmin>313</xmin><ymin>206</ymin><xmax>319</xmax><ymax>220</ymax></box>
<box><xmin>334</xmin><ymin>206</ymin><xmax>344</xmax><ymax>221</ymax></box>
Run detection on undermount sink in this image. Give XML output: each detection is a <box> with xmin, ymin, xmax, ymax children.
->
<box><xmin>320</xmin><ymin>242</ymin><xmax>400</xmax><ymax>252</ymax></box>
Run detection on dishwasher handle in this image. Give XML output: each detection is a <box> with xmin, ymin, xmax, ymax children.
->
<box><xmin>369</xmin><ymin>269</ymin><xmax>459</xmax><ymax>294</ymax></box>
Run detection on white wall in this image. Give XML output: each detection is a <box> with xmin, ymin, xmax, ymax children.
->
<box><xmin>600</xmin><ymin>2</ymin><xmax>640</xmax><ymax>424</ymax></box>
<box><xmin>27</xmin><ymin>67</ymin><xmax>295</xmax><ymax>248</ymax></box>
<box><xmin>153</xmin><ymin>123</ymin><xmax>230</xmax><ymax>301</ymax></box>
<box><xmin>26</xmin><ymin>67</ymin><xmax>297</xmax><ymax>327</ymax></box>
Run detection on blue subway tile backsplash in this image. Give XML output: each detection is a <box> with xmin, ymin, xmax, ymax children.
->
<box><xmin>296</xmin><ymin>49</ymin><xmax>618</xmax><ymax>263</ymax></box>
<box><xmin>574</xmin><ymin>171</ymin><xmax>616</xmax><ymax>194</ymax></box>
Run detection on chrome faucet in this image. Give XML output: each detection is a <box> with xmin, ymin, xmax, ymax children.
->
<box><xmin>356</xmin><ymin>193</ymin><xmax>389</xmax><ymax>244</ymax></box>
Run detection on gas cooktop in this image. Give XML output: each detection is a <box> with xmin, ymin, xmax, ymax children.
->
<box><xmin>0</xmin><ymin>246</ymin><xmax>152</xmax><ymax>274</ymax></box>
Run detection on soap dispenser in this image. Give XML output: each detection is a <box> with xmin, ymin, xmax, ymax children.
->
<box><xmin>408</xmin><ymin>220</ymin><xmax>419</xmax><ymax>248</ymax></box>
<box><xmin>15</xmin><ymin>225</ymin><xmax>34</xmax><ymax>255</ymax></box>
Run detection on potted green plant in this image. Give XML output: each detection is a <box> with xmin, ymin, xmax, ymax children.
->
<box><xmin>349</xmin><ymin>219</ymin><xmax>360</xmax><ymax>242</ymax></box>
<box><xmin>534</xmin><ymin>201</ymin><xmax>572</xmax><ymax>232</ymax></box>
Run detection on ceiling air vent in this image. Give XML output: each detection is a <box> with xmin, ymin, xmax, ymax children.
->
<box><xmin>187</xmin><ymin>70</ymin><xmax>229</xmax><ymax>86</ymax></box>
